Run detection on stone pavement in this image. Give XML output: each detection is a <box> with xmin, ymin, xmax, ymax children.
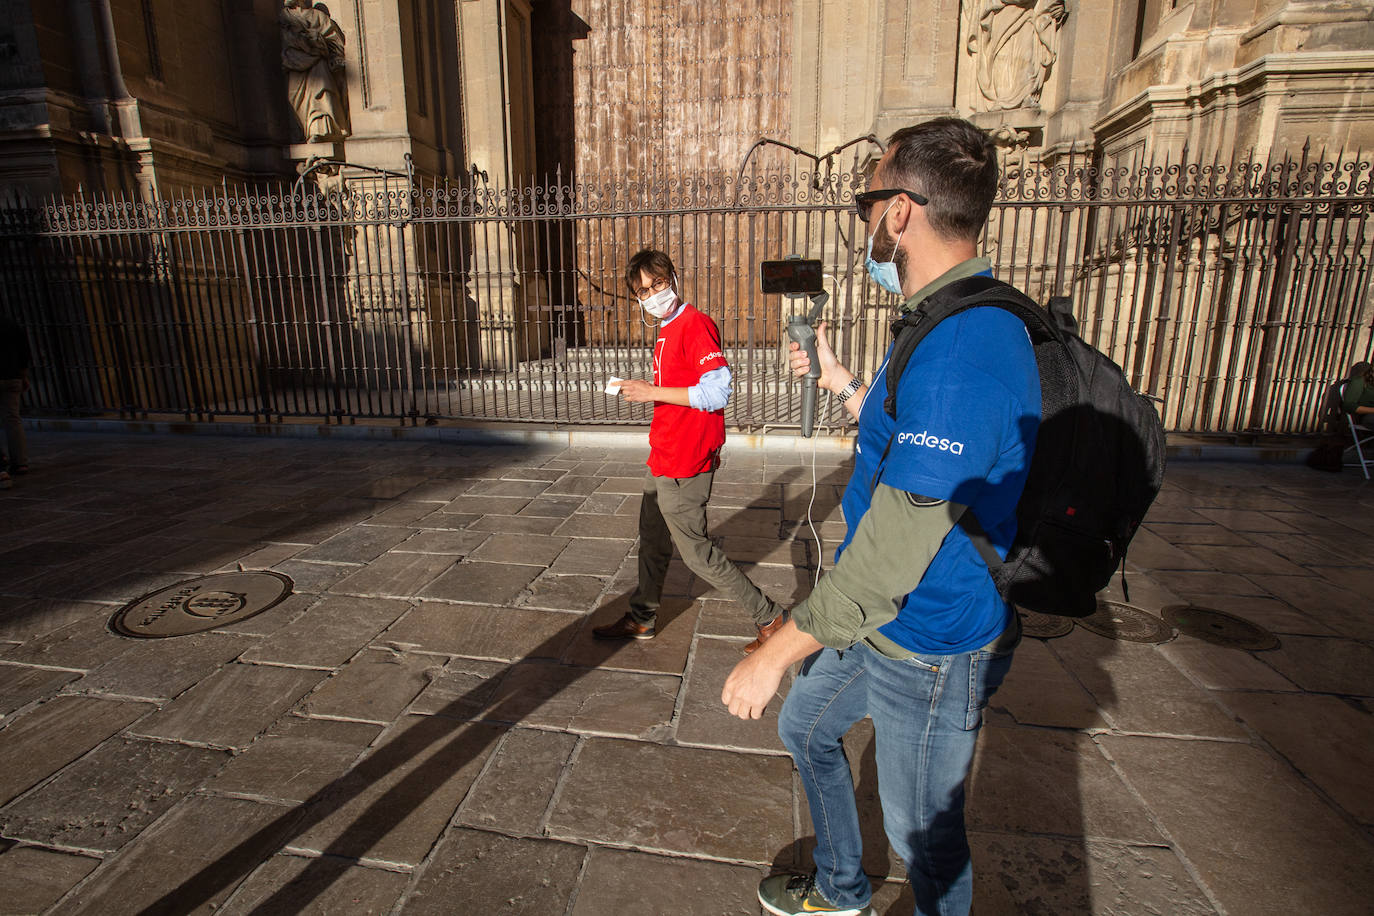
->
<box><xmin>0</xmin><ymin>429</ymin><xmax>1371</xmax><ymax>915</ymax></box>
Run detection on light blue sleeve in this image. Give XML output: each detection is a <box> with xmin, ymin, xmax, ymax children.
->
<box><xmin>688</xmin><ymin>366</ymin><xmax>733</xmax><ymax>411</ymax></box>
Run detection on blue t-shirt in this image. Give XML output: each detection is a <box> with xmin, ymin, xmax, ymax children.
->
<box><xmin>837</xmin><ymin>305</ymin><xmax>1041</xmax><ymax>654</ymax></box>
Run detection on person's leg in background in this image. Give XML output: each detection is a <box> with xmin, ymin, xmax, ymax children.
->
<box><xmin>0</xmin><ymin>378</ymin><xmax>25</xmax><ymax>474</ymax></box>
<box><xmin>655</xmin><ymin>470</ymin><xmax>782</xmax><ymax>629</ymax></box>
<box><xmin>594</xmin><ymin>470</ymin><xmax>673</xmax><ymax>639</ymax></box>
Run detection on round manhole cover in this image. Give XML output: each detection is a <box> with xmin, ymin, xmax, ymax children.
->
<box><xmin>1017</xmin><ymin>608</ymin><xmax>1074</xmax><ymax>639</ymax></box>
<box><xmin>111</xmin><ymin>571</ymin><xmax>293</xmax><ymax>638</ymax></box>
<box><xmin>1077</xmin><ymin>600</ymin><xmax>1174</xmax><ymax>644</ymax></box>
<box><xmin>1162</xmin><ymin>605</ymin><xmax>1280</xmax><ymax>650</ymax></box>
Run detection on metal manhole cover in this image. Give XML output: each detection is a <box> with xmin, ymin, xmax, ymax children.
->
<box><xmin>110</xmin><ymin>572</ymin><xmax>293</xmax><ymax>638</ymax></box>
<box><xmin>1017</xmin><ymin>608</ymin><xmax>1074</xmax><ymax>639</ymax></box>
<box><xmin>1077</xmin><ymin>600</ymin><xmax>1174</xmax><ymax>644</ymax></box>
<box><xmin>1161</xmin><ymin>604</ymin><xmax>1280</xmax><ymax>650</ymax></box>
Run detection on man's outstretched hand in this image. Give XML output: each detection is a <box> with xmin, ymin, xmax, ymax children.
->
<box><xmin>722</xmin><ymin>650</ymin><xmax>786</xmax><ymax>720</ymax></box>
<box><xmin>721</xmin><ymin>619</ymin><xmax>824</xmax><ymax>720</ymax></box>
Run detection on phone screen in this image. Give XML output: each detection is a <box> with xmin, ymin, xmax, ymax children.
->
<box><xmin>760</xmin><ymin>259</ymin><xmax>823</xmax><ymax>295</ymax></box>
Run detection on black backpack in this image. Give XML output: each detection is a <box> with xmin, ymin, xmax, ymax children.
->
<box><xmin>879</xmin><ymin>275</ymin><xmax>1166</xmax><ymax>618</ymax></box>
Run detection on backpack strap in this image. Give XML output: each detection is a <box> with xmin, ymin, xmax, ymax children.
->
<box><xmin>884</xmin><ymin>275</ymin><xmax>1060</xmax><ymax>420</ymax></box>
<box><xmin>876</xmin><ymin>276</ymin><xmax>1063</xmax><ymax>591</ymax></box>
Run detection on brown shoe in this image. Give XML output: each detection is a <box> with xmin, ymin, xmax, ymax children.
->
<box><xmin>592</xmin><ymin>613</ymin><xmax>656</xmax><ymax>640</ymax></box>
<box><xmin>744</xmin><ymin>612</ymin><xmax>787</xmax><ymax>654</ymax></box>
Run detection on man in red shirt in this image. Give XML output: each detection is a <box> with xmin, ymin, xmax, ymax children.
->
<box><xmin>594</xmin><ymin>249</ymin><xmax>785</xmax><ymax>652</ymax></box>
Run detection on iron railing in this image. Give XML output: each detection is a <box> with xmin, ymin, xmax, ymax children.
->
<box><xmin>1</xmin><ymin>151</ymin><xmax>1371</xmax><ymax>436</ymax></box>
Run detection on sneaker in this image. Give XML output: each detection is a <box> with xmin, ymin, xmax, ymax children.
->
<box><xmin>591</xmin><ymin>612</ymin><xmax>655</xmax><ymax>640</ymax></box>
<box><xmin>757</xmin><ymin>873</ymin><xmax>873</xmax><ymax>916</ymax></box>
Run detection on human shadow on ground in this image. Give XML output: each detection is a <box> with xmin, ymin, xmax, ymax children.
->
<box><xmin>122</xmin><ymin>454</ymin><xmax>816</xmax><ymax>914</ymax></box>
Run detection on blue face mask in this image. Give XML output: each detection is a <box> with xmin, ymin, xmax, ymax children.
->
<box><xmin>864</xmin><ymin>200</ymin><xmax>906</xmax><ymax>295</ymax></box>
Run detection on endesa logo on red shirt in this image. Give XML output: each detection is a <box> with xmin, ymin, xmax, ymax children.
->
<box><xmin>698</xmin><ymin>350</ymin><xmax>724</xmax><ymax>366</ymax></box>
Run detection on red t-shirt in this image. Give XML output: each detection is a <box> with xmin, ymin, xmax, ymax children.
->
<box><xmin>648</xmin><ymin>304</ymin><xmax>729</xmax><ymax>477</ymax></box>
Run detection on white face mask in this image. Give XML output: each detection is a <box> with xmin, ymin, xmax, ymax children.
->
<box><xmin>640</xmin><ymin>286</ymin><xmax>678</xmax><ymax>319</ymax></box>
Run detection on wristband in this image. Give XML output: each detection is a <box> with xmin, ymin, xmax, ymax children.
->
<box><xmin>836</xmin><ymin>376</ymin><xmax>864</xmax><ymax>403</ymax></box>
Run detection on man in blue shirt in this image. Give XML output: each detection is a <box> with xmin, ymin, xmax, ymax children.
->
<box><xmin>723</xmin><ymin>118</ymin><xmax>1041</xmax><ymax>916</ymax></box>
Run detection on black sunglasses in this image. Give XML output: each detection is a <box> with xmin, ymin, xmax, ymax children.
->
<box><xmin>854</xmin><ymin>188</ymin><xmax>929</xmax><ymax>223</ymax></box>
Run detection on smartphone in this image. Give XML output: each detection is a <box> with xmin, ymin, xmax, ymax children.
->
<box><xmin>760</xmin><ymin>258</ymin><xmax>823</xmax><ymax>296</ymax></box>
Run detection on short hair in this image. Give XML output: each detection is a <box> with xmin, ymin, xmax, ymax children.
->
<box><xmin>625</xmin><ymin>249</ymin><xmax>675</xmax><ymax>296</ymax></box>
<box><xmin>882</xmin><ymin>118</ymin><xmax>999</xmax><ymax>243</ymax></box>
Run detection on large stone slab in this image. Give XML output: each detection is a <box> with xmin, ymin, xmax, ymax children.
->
<box><xmin>561</xmin><ymin>598</ymin><xmax>699</xmax><ymax>674</ymax></box>
<box><xmin>391</xmin><ymin>528</ymin><xmax>490</xmax><ymax>555</ymax></box>
<box><xmin>1158</xmin><ymin>638</ymin><xmax>1294</xmax><ymax>691</ymax></box>
<box><xmin>290</xmin><ymin>716</ymin><xmax>503</xmax><ymax>867</ymax></box>
<box><xmin>0</xmin><ymin>662</ymin><xmax>79</xmax><ymax>715</ymax></box>
<box><xmin>469</xmin><ymin>513</ymin><xmax>564</xmax><ymax>534</ymax></box>
<box><xmin>131</xmin><ymin>663</ymin><xmax>324</xmax><ymax>749</ymax></box>
<box><xmin>516</xmin><ymin>494</ymin><xmax>587</xmax><ymax>518</ymax></box>
<box><xmin>544</xmin><ymin>536</ymin><xmax>634</xmax><ymax>575</ymax></box>
<box><xmin>239</xmin><ymin>596</ymin><xmax>412</xmax><ymax>668</ymax></box>
<box><xmin>991</xmin><ymin>637</ymin><xmax>1107</xmax><ymax>729</ymax></box>
<box><xmin>1220</xmin><ymin>691</ymin><xmax>1374</xmax><ymax>825</ymax></box>
<box><xmin>520</xmin><ymin>572</ymin><xmax>608</xmax><ymax>613</ymax></box>
<box><xmin>970</xmin><ymin>833</ymin><xmax>1215</xmax><ymax>915</ymax></box>
<box><xmin>550</xmin><ymin>513</ymin><xmax>640</xmax><ymax>539</ymax></box>
<box><xmin>403</xmin><ymin>829</ymin><xmax>585</xmax><ymax>915</ymax></box>
<box><xmin>269</xmin><ymin>559</ymin><xmax>356</xmax><ymax>594</ymax></box>
<box><xmin>440</xmin><ymin>494</ymin><xmax>533</xmax><ymax>515</ymax></box>
<box><xmin>1052</xmin><ymin>630</ymin><xmax>1248</xmax><ymax>738</ymax></box>
<box><xmin>50</xmin><ymin>795</ymin><xmax>308</xmax><ymax>915</ymax></box>
<box><xmin>0</xmin><ymin>846</ymin><xmax>100</xmax><ymax>914</ymax></box>
<box><xmin>473</xmin><ymin>659</ymin><xmax>679</xmax><ymax>736</ymax></box>
<box><xmin>325</xmin><ymin>552</ymin><xmax>454</xmax><ymax>598</ymax></box>
<box><xmin>299</xmin><ymin>649</ymin><xmax>437</xmax><ymax>723</ymax></box>
<box><xmin>1149</xmin><ymin>569</ymin><xmax>1267</xmax><ymax>599</ymax></box>
<box><xmin>968</xmin><ymin>725</ymin><xmax>1163</xmax><ymax>843</ymax></box>
<box><xmin>1247</xmin><ymin>572</ymin><xmax>1367</xmax><ymax>625</ymax></box>
<box><xmin>1257</xmin><ymin>633</ymin><xmax>1374</xmax><ymax>696</ymax></box>
<box><xmin>417</xmin><ymin>560</ymin><xmax>544</xmax><ymax>605</ymax></box>
<box><xmin>572</xmin><ymin>847</ymin><xmax>765</xmax><ymax>916</ymax></box>
<box><xmin>217</xmin><ymin>853</ymin><xmax>409</xmax><ymax>915</ymax></box>
<box><xmin>1</xmin><ymin>615</ymin><xmax>131</xmax><ymax>671</ymax></box>
<box><xmin>456</xmin><ymin>727</ymin><xmax>578</xmax><ymax>835</ymax></box>
<box><xmin>1186</xmin><ymin>544</ymin><xmax>1307</xmax><ymax>576</ymax></box>
<box><xmin>293</xmin><ymin>526</ymin><xmax>413</xmax><ymax>564</ymax></box>
<box><xmin>0</xmin><ymin>599</ymin><xmax>110</xmax><ymax>642</ymax></box>
<box><xmin>384</xmin><ymin>602</ymin><xmax>578</xmax><ymax>661</ymax></box>
<box><xmin>547</xmin><ymin>737</ymin><xmax>793</xmax><ymax>861</ymax></box>
<box><xmin>468</xmin><ymin>532</ymin><xmax>570</xmax><ymax>567</ymax></box>
<box><xmin>675</xmin><ymin>637</ymin><xmax>790</xmax><ymax>753</ymax></box>
<box><xmin>406</xmin><ymin>657</ymin><xmax>508</xmax><ymax>720</ymax></box>
<box><xmin>1100</xmin><ymin>734</ymin><xmax>1374</xmax><ymax>916</ymax></box>
<box><xmin>0</xmin><ymin>696</ymin><xmax>153</xmax><ymax>806</ymax></box>
<box><xmin>0</xmin><ymin>737</ymin><xmax>228</xmax><ymax>851</ymax></box>
<box><xmin>209</xmin><ymin>716</ymin><xmax>381</xmax><ymax>804</ymax></box>
<box><xmin>1192</xmin><ymin>507</ymin><xmax>1302</xmax><ymax>532</ymax></box>
<box><xmin>1179</xmin><ymin>592</ymin><xmax>1336</xmax><ymax>636</ymax></box>
<box><xmin>69</xmin><ymin>632</ymin><xmax>255</xmax><ymax>701</ymax></box>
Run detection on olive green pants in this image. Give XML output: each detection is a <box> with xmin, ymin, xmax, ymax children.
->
<box><xmin>629</xmin><ymin>469</ymin><xmax>780</xmax><ymax>627</ymax></box>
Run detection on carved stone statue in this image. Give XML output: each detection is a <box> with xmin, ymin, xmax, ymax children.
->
<box><xmin>964</xmin><ymin>0</ymin><xmax>1068</xmax><ymax>112</ymax></box>
<box><xmin>281</xmin><ymin>0</ymin><xmax>350</xmax><ymax>143</ymax></box>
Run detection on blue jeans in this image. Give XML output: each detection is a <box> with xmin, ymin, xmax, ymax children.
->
<box><xmin>778</xmin><ymin>640</ymin><xmax>1014</xmax><ymax>915</ymax></box>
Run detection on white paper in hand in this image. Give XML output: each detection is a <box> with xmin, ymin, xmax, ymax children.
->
<box><xmin>605</xmin><ymin>376</ymin><xmax>624</xmax><ymax>395</ymax></box>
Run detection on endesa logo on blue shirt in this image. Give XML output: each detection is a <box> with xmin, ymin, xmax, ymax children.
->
<box><xmin>896</xmin><ymin>429</ymin><xmax>965</xmax><ymax>455</ymax></box>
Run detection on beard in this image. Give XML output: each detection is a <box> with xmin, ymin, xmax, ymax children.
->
<box><xmin>872</xmin><ymin>217</ymin><xmax>908</xmax><ymax>281</ymax></box>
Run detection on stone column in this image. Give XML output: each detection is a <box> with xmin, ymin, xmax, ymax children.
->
<box><xmin>458</xmin><ymin>0</ymin><xmax>540</xmax><ymax>370</ymax></box>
